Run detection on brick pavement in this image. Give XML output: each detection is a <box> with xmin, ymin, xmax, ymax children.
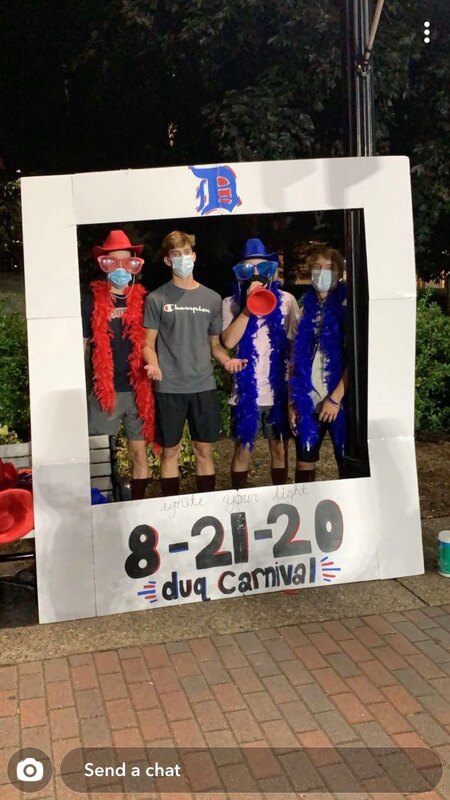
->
<box><xmin>0</xmin><ymin>605</ymin><xmax>449</xmax><ymax>798</ymax></box>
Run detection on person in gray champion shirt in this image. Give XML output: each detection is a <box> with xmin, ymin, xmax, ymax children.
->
<box><xmin>143</xmin><ymin>231</ymin><xmax>247</xmax><ymax>497</ymax></box>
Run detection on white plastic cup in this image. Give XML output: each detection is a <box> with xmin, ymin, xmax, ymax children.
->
<box><xmin>438</xmin><ymin>530</ymin><xmax>450</xmax><ymax>577</ymax></box>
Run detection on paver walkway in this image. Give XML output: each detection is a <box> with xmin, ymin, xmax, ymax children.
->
<box><xmin>1</xmin><ymin>605</ymin><xmax>450</xmax><ymax>798</ymax></box>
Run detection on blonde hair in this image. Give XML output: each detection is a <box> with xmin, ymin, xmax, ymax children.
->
<box><xmin>161</xmin><ymin>230</ymin><xmax>196</xmax><ymax>255</ymax></box>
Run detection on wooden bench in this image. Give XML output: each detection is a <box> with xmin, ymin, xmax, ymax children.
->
<box><xmin>0</xmin><ymin>435</ymin><xmax>123</xmax><ymax>543</ymax></box>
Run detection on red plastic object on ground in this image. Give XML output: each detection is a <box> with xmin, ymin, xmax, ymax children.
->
<box><xmin>0</xmin><ymin>460</ymin><xmax>18</xmax><ymax>491</ymax></box>
<box><xmin>246</xmin><ymin>287</ymin><xmax>277</xmax><ymax>317</ymax></box>
<box><xmin>0</xmin><ymin>489</ymin><xmax>34</xmax><ymax>543</ymax></box>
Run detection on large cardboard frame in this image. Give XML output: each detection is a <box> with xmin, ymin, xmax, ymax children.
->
<box><xmin>21</xmin><ymin>157</ymin><xmax>423</xmax><ymax>624</ymax></box>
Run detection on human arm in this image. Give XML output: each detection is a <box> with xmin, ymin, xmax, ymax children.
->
<box><xmin>287</xmin><ymin>301</ymin><xmax>302</xmax><ymax>433</ymax></box>
<box><xmin>317</xmin><ymin>367</ymin><xmax>348</xmax><ymax>423</ymax></box>
<box><xmin>81</xmin><ymin>294</ymin><xmax>92</xmax><ymax>353</ymax></box>
<box><xmin>143</xmin><ymin>328</ymin><xmax>162</xmax><ymax>381</ymax></box>
<box><xmin>209</xmin><ymin>335</ymin><xmax>248</xmax><ymax>373</ymax></box>
<box><xmin>142</xmin><ymin>293</ymin><xmax>163</xmax><ymax>380</ymax></box>
<box><xmin>287</xmin><ymin>342</ymin><xmax>299</xmax><ymax>435</ymax></box>
<box><xmin>220</xmin><ymin>283</ymin><xmax>264</xmax><ymax>349</ymax></box>
<box><xmin>221</xmin><ymin>308</ymin><xmax>252</xmax><ymax>349</ymax></box>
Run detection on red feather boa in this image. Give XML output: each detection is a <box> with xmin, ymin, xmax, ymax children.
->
<box><xmin>90</xmin><ymin>280</ymin><xmax>156</xmax><ymax>445</ymax></box>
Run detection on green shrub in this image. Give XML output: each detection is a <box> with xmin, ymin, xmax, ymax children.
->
<box><xmin>0</xmin><ymin>424</ymin><xmax>20</xmax><ymax>445</ymax></box>
<box><xmin>0</xmin><ymin>301</ymin><xmax>29</xmax><ymax>440</ymax></box>
<box><xmin>417</xmin><ymin>286</ymin><xmax>448</xmax><ymax>315</ymax></box>
<box><xmin>213</xmin><ymin>359</ymin><xmax>232</xmax><ymax>437</ymax></box>
<box><xmin>415</xmin><ymin>292</ymin><xmax>450</xmax><ymax>434</ymax></box>
<box><xmin>116</xmin><ymin>423</ymin><xmax>196</xmax><ymax>479</ymax></box>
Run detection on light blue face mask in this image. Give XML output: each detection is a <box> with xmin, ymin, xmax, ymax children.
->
<box><xmin>172</xmin><ymin>255</ymin><xmax>195</xmax><ymax>278</ymax></box>
<box><xmin>107</xmin><ymin>267</ymin><xmax>132</xmax><ymax>287</ymax></box>
<box><xmin>311</xmin><ymin>268</ymin><xmax>336</xmax><ymax>293</ymax></box>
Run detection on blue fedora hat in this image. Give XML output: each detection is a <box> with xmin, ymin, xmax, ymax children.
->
<box><xmin>239</xmin><ymin>238</ymin><xmax>277</xmax><ymax>261</ymax></box>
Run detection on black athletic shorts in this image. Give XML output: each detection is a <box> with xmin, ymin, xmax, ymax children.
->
<box><xmin>295</xmin><ymin>421</ymin><xmax>344</xmax><ymax>463</ymax></box>
<box><xmin>155</xmin><ymin>390</ymin><xmax>222</xmax><ymax>448</ymax></box>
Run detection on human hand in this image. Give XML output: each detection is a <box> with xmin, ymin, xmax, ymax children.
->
<box><xmin>246</xmin><ymin>280</ymin><xmax>264</xmax><ymax>296</ymax></box>
<box><xmin>144</xmin><ymin>364</ymin><xmax>162</xmax><ymax>381</ymax></box>
<box><xmin>318</xmin><ymin>397</ymin><xmax>341</xmax><ymax>422</ymax></box>
<box><xmin>223</xmin><ymin>358</ymin><xmax>248</xmax><ymax>374</ymax></box>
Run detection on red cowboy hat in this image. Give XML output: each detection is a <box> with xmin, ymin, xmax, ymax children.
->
<box><xmin>92</xmin><ymin>230</ymin><xmax>144</xmax><ymax>260</ymax></box>
<box><xmin>0</xmin><ymin>489</ymin><xmax>34</xmax><ymax>544</ymax></box>
<box><xmin>0</xmin><ymin>460</ymin><xmax>18</xmax><ymax>491</ymax></box>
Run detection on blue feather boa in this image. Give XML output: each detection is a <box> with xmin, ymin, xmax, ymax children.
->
<box><xmin>232</xmin><ymin>281</ymin><xmax>289</xmax><ymax>449</ymax></box>
<box><xmin>290</xmin><ymin>282</ymin><xmax>347</xmax><ymax>457</ymax></box>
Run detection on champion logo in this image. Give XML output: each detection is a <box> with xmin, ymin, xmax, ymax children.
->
<box><xmin>163</xmin><ymin>303</ymin><xmax>210</xmax><ymax>314</ymax></box>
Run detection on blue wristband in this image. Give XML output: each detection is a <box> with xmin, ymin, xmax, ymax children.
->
<box><xmin>329</xmin><ymin>397</ymin><xmax>343</xmax><ymax>410</ymax></box>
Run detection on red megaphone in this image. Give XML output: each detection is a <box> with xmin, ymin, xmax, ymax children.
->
<box><xmin>246</xmin><ymin>287</ymin><xmax>277</xmax><ymax>317</ymax></box>
<box><xmin>0</xmin><ymin>489</ymin><xmax>34</xmax><ymax>543</ymax></box>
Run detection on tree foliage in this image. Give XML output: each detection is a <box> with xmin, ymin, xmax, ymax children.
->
<box><xmin>0</xmin><ymin>180</ymin><xmax>22</xmax><ymax>271</ymax></box>
<box><xmin>415</xmin><ymin>292</ymin><xmax>450</xmax><ymax>433</ymax></box>
<box><xmin>0</xmin><ymin>0</ymin><xmax>449</xmax><ymax>275</ymax></box>
<box><xmin>0</xmin><ymin>301</ymin><xmax>29</xmax><ymax>440</ymax></box>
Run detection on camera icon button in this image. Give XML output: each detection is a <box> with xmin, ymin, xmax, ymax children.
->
<box><xmin>8</xmin><ymin>748</ymin><xmax>52</xmax><ymax>793</ymax></box>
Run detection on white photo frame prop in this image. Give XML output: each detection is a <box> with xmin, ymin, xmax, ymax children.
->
<box><xmin>21</xmin><ymin>157</ymin><xmax>423</xmax><ymax>624</ymax></box>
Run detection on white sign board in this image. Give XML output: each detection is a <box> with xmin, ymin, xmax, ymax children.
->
<box><xmin>20</xmin><ymin>157</ymin><xmax>423</xmax><ymax>624</ymax></box>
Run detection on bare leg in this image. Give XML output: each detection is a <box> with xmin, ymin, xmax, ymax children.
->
<box><xmin>128</xmin><ymin>439</ymin><xmax>149</xmax><ymax>500</ymax></box>
<box><xmin>268</xmin><ymin>438</ymin><xmax>287</xmax><ymax>484</ymax></box>
<box><xmin>128</xmin><ymin>440</ymin><xmax>149</xmax><ymax>479</ymax></box>
<box><xmin>161</xmin><ymin>443</ymin><xmax>182</xmax><ymax>478</ymax></box>
<box><xmin>192</xmin><ymin>441</ymin><xmax>215</xmax><ymax>492</ymax></box>
<box><xmin>231</xmin><ymin>442</ymin><xmax>251</xmax><ymax>489</ymax></box>
<box><xmin>191</xmin><ymin>441</ymin><xmax>215</xmax><ymax>476</ymax></box>
<box><xmin>160</xmin><ymin>442</ymin><xmax>182</xmax><ymax>496</ymax></box>
<box><xmin>295</xmin><ymin>460</ymin><xmax>316</xmax><ymax>483</ymax></box>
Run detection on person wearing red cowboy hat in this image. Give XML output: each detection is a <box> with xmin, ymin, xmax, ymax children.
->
<box><xmin>221</xmin><ymin>238</ymin><xmax>300</xmax><ymax>489</ymax></box>
<box><xmin>82</xmin><ymin>230</ymin><xmax>156</xmax><ymax>500</ymax></box>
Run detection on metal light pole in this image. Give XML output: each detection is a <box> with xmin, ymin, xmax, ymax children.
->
<box><xmin>341</xmin><ymin>0</ymin><xmax>380</xmax><ymax>478</ymax></box>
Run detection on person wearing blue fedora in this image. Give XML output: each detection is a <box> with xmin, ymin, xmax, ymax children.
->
<box><xmin>221</xmin><ymin>238</ymin><xmax>300</xmax><ymax>489</ymax></box>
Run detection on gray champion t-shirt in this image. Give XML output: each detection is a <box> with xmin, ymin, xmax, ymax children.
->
<box><xmin>144</xmin><ymin>281</ymin><xmax>223</xmax><ymax>393</ymax></box>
